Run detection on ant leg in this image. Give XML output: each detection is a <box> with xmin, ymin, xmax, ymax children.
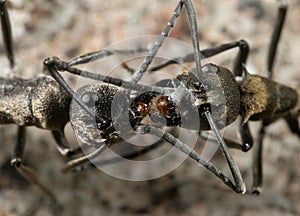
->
<box><xmin>203</xmin><ymin>108</ymin><xmax>246</xmax><ymax>193</ymax></box>
<box><xmin>239</xmin><ymin>122</ymin><xmax>253</xmax><ymax>152</ymax></box>
<box><xmin>199</xmin><ymin>131</ymin><xmax>245</xmax><ymax>151</ymax></box>
<box><xmin>130</xmin><ymin>0</ymin><xmax>203</xmax><ymax>83</ymax></box>
<box><xmin>267</xmin><ymin>0</ymin><xmax>287</xmax><ymax>78</ymax></box>
<box><xmin>11</xmin><ymin>126</ymin><xmax>56</xmax><ymax>201</ymax></box>
<box><xmin>0</xmin><ymin>0</ymin><xmax>14</xmax><ymax>68</ymax></box>
<box><xmin>284</xmin><ymin>113</ymin><xmax>300</xmax><ymax>137</ymax></box>
<box><xmin>136</xmin><ymin>125</ymin><xmax>245</xmax><ymax>193</ymax></box>
<box><xmin>52</xmin><ymin>130</ymin><xmax>83</xmax><ymax>157</ymax></box>
<box><xmin>44</xmin><ymin>57</ymin><xmax>171</xmax><ymax>94</ymax></box>
<box><xmin>267</xmin><ymin>1</ymin><xmax>299</xmax><ymax>137</ymax></box>
<box><xmin>266</xmin><ymin>2</ymin><xmax>299</xmax><ymax>138</ymax></box>
<box><xmin>70</xmin><ymin>127</ymin><xmax>179</xmax><ymax>172</ymax></box>
<box><xmin>61</xmin><ymin>142</ymin><xmax>107</xmax><ymax>173</ymax></box>
<box><xmin>44</xmin><ymin>58</ymin><xmax>112</xmax><ymax>130</ymax></box>
<box><xmin>252</xmin><ymin>114</ymin><xmax>299</xmax><ymax>194</ymax></box>
<box><xmin>68</xmin><ymin>48</ymin><xmax>149</xmax><ymax>67</ymax></box>
<box><xmin>252</xmin><ymin>121</ymin><xmax>269</xmax><ymax>194</ymax></box>
<box><xmin>251</xmin><ymin>1</ymin><xmax>289</xmax><ymax>193</ymax></box>
<box><xmin>150</xmin><ymin>40</ymin><xmax>249</xmax><ymax>76</ymax></box>
<box><xmin>71</xmin><ymin>138</ymin><xmax>166</xmax><ymax>172</ymax></box>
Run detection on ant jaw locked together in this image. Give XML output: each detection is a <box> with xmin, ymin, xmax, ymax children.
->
<box><xmin>68</xmin><ymin>62</ymin><xmax>241</xmax><ymax>144</ymax></box>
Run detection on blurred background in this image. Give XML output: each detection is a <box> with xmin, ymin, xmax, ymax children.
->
<box><xmin>0</xmin><ymin>0</ymin><xmax>299</xmax><ymax>215</ymax></box>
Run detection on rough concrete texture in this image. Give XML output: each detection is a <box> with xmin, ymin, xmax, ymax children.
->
<box><xmin>0</xmin><ymin>0</ymin><xmax>299</xmax><ymax>215</ymax></box>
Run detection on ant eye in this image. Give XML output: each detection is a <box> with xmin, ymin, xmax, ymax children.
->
<box><xmin>81</xmin><ymin>92</ymin><xmax>99</xmax><ymax>107</ymax></box>
<box><xmin>202</xmin><ymin>63</ymin><xmax>219</xmax><ymax>73</ymax></box>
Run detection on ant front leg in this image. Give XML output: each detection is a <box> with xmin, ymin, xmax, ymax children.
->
<box><xmin>136</xmin><ymin>124</ymin><xmax>246</xmax><ymax>193</ymax></box>
<box><xmin>129</xmin><ymin>0</ymin><xmax>203</xmax><ymax>83</ymax></box>
<box><xmin>202</xmin><ymin>107</ymin><xmax>246</xmax><ymax>193</ymax></box>
<box><xmin>67</xmin><ymin>48</ymin><xmax>149</xmax><ymax>67</ymax></box>
<box><xmin>67</xmin><ymin>127</ymin><xmax>179</xmax><ymax>172</ymax></box>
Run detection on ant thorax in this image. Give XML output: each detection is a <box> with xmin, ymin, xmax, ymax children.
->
<box><xmin>0</xmin><ymin>76</ymin><xmax>71</xmax><ymax>130</ymax></box>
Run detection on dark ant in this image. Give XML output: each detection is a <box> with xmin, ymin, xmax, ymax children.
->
<box><xmin>0</xmin><ymin>1</ymin><xmax>154</xmax><ymax>200</ymax></box>
<box><xmin>43</xmin><ymin>0</ymin><xmax>248</xmax><ymax>194</ymax></box>
<box><xmin>43</xmin><ymin>0</ymin><xmax>300</xmax><ymax>195</ymax></box>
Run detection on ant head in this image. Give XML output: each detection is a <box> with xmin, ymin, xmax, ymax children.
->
<box><xmin>70</xmin><ymin>82</ymin><xmax>148</xmax><ymax>147</ymax></box>
<box><xmin>176</xmin><ymin>63</ymin><xmax>240</xmax><ymax>130</ymax></box>
<box><xmin>70</xmin><ymin>83</ymin><xmax>119</xmax><ymax>146</ymax></box>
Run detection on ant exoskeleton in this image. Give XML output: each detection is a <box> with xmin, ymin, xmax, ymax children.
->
<box><xmin>44</xmin><ymin>0</ymin><xmax>299</xmax><ymax>195</ymax></box>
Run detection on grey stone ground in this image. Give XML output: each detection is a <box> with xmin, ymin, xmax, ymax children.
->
<box><xmin>0</xmin><ymin>0</ymin><xmax>299</xmax><ymax>215</ymax></box>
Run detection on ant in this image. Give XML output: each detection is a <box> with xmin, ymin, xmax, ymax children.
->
<box><xmin>0</xmin><ymin>0</ymin><xmax>88</xmax><ymax>200</ymax></box>
<box><xmin>43</xmin><ymin>0</ymin><xmax>300</xmax><ymax>195</ymax></box>
<box><xmin>41</xmin><ymin>0</ymin><xmax>247</xmax><ymax>194</ymax></box>
<box><xmin>0</xmin><ymin>1</ymin><xmax>153</xmax><ymax>200</ymax></box>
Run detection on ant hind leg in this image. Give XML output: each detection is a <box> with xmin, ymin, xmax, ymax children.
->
<box><xmin>11</xmin><ymin>126</ymin><xmax>57</xmax><ymax>202</ymax></box>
